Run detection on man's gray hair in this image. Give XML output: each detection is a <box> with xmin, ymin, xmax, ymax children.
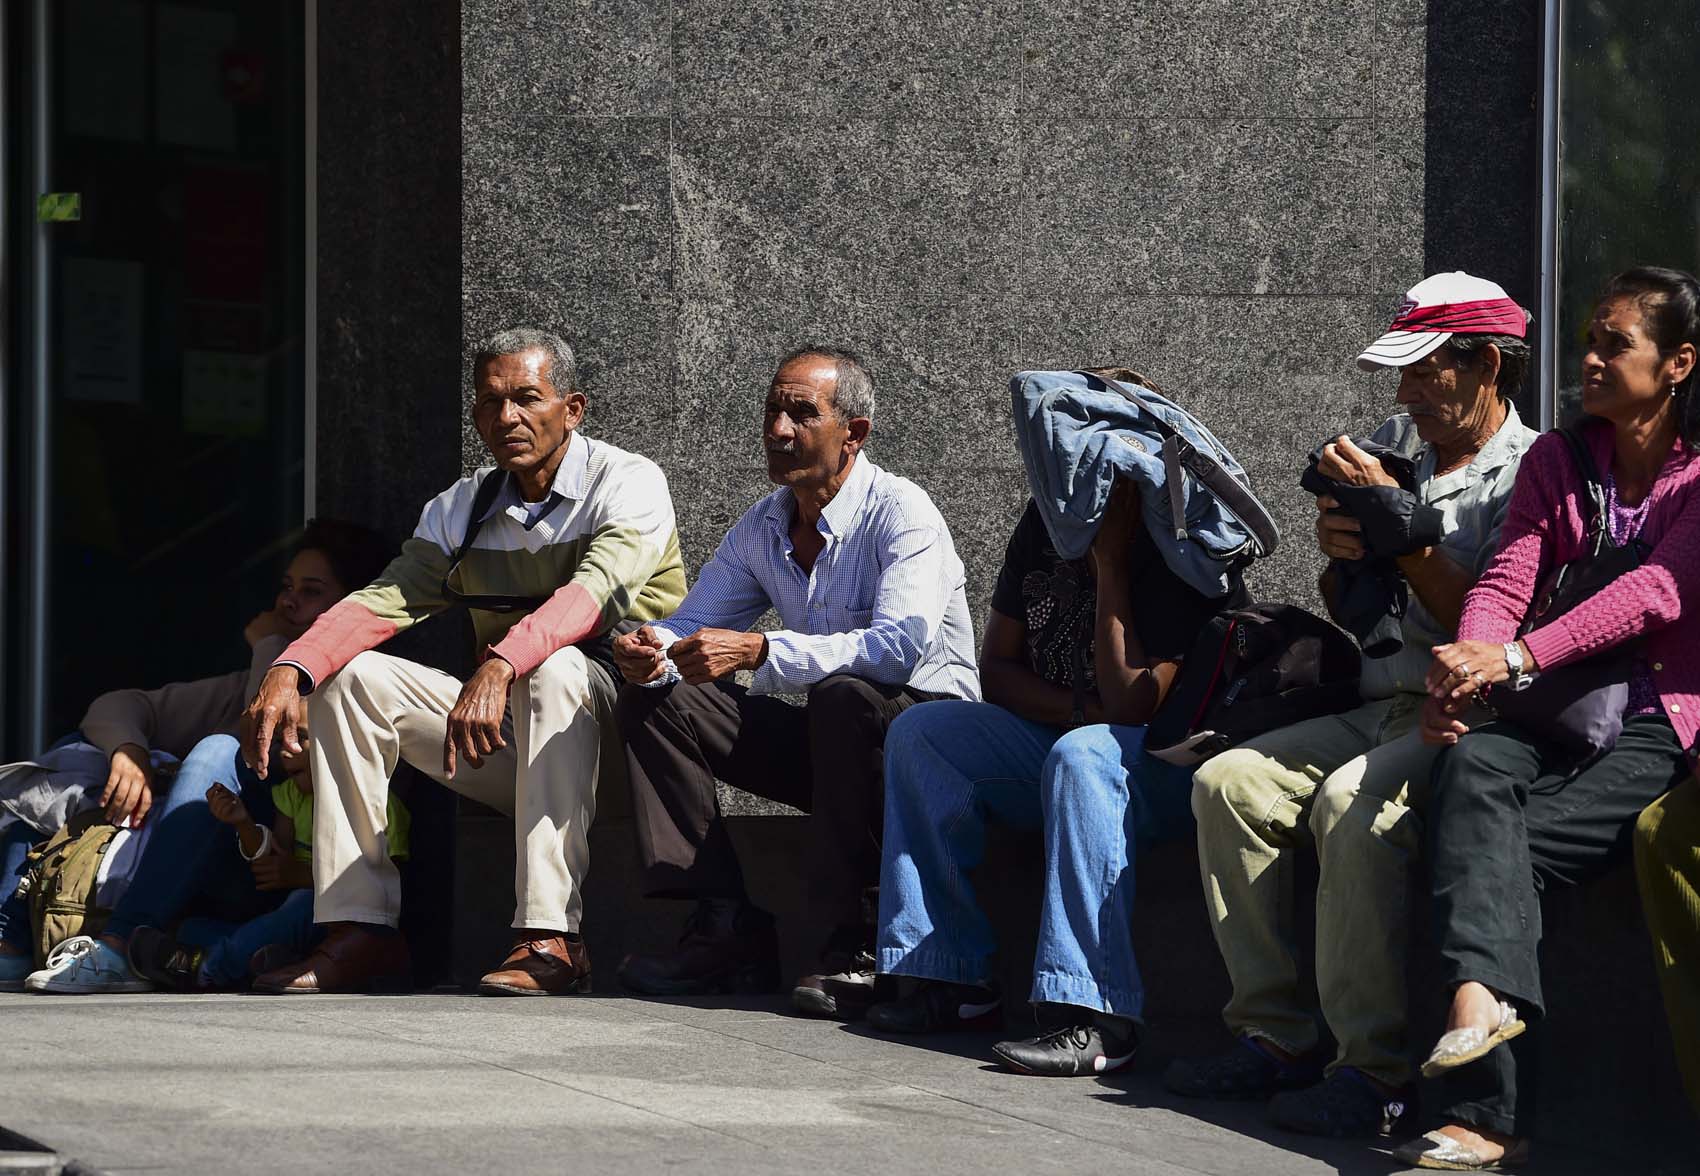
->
<box><xmin>473</xmin><ymin>326</ymin><xmax>578</xmax><ymax>397</ymax></box>
<box><xmin>778</xmin><ymin>345</ymin><xmax>875</xmax><ymax>422</ymax></box>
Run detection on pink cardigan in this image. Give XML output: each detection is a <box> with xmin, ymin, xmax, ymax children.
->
<box><xmin>1459</xmin><ymin>419</ymin><xmax>1700</xmax><ymax>766</ymax></box>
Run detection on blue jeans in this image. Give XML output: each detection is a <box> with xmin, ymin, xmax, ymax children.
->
<box><xmin>180</xmin><ymin>888</ymin><xmax>319</xmax><ymax>986</ymax></box>
<box><xmin>876</xmin><ymin>700</ymin><xmax>1195</xmax><ymax>1018</ymax></box>
<box><xmin>0</xmin><ymin>821</ymin><xmax>38</xmax><ymax>949</ymax></box>
<box><xmin>105</xmin><ymin>734</ymin><xmax>277</xmax><ymax>942</ymax></box>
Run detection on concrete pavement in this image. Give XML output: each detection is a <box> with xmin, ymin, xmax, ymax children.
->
<box><xmin>0</xmin><ymin>991</ymin><xmax>1667</xmax><ymax>1175</ymax></box>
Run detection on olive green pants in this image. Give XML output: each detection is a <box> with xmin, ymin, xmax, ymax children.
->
<box><xmin>1634</xmin><ymin>775</ymin><xmax>1700</xmax><ymax>1118</ymax></box>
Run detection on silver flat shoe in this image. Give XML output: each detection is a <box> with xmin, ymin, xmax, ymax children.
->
<box><xmin>1420</xmin><ymin>999</ymin><xmax>1525</xmax><ymax>1078</ymax></box>
<box><xmin>1393</xmin><ymin>1128</ymin><xmax>1531</xmax><ymax>1170</ymax></box>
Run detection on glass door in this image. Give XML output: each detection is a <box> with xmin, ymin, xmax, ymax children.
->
<box><xmin>1552</xmin><ymin>2</ymin><xmax>1700</xmax><ymax>421</ymax></box>
<box><xmin>5</xmin><ymin>0</ymin><xmax>308</xmax><ymax>756</ymax></box>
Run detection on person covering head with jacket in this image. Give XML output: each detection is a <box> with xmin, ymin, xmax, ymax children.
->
<box><xmin>1401</xmin><ymin>267</ymin><xmax>1700</xmax><ymax>1170</ymax></box>
<box><xmin>864</xmin><ymin>362</ymin><xmax>1249</xmax><ymax>1076</ymax></box>
<box><xmin>1168</xmin><ymin>273</ymin><xmax>1539</xmax><ymax>1139</ymax></box>
<box><xmin>238</xmin><ymin>327</ymin><xmax>686</xmax><ymax>997</ymax></box>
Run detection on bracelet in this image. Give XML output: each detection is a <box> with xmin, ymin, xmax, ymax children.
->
<box><xmin>237</xmin><ymin>825</ymin><xmax>272</xmax><ymax>862</ymax></box>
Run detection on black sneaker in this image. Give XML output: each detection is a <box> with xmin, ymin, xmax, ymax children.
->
<box><xmin>992</xmin><ymin>1012</ymin><xmax>1139</xmax><ymax>1077</ymax></box>
<box><xmin>617</xmin><ymin>901</ymin><xmax>781</xmax><ymax>996</ymax></box>
<box><xmin>127</xmin><ymin>926</ymin><xmax>207</xmax><ymax>993</ymax></box>
<box><xmin>792</xmin><ymin>943</ymin><xmax>878</xmax><ymax>1021</ymax></box>
<box><xmin>866</xmin><ymin>979</ymin><xmax>1002</xmax><ymax>1035</ymax></box>
<box><xmin>1267</xmin><ymin>1067</ymin><xmax>1416</xmax><ymax>1138</ymax></box>
<box><xmin>1163</xmin><ymin>1035</ymin><xmax>1327</xmax><ymax>1100</ymax></box>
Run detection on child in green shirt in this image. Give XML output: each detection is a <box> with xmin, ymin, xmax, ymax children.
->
<box><xmin>128</xmin><ymin>764</ymin><xmax>409</xmax><ymax>990</ymax></box>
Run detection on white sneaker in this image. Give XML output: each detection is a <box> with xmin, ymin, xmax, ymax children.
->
<box><xmin>0</xmin><ymin>949</ymin><xmax>33</xmax><ymax>992</ymax></box>
<box><xmin>24</xmin><ymin>935</ymin><xmax>152</xmax><ymax>994</ymax></box>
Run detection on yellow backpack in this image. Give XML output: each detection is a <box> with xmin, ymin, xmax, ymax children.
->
<box><xmin>18</xmin><ymin>809</ymin><xmax>120</xmax><ymax>967</ymax></box>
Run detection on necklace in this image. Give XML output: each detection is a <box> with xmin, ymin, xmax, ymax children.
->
<box><xmin>1603</xmin><ymin>467</ymin><xmax>1654</xmax><ymax>546</ymax></box>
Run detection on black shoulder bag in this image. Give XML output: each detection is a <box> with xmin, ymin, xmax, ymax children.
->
<box><xmin>1488</xmin><ymin>427</ymin><xmax>1648</xmax><ymax>758</ymax></box>
<box><xmin>441</xmin><ymin>471</ymin><xmax>552</xmax><ymax>613</ymax></box>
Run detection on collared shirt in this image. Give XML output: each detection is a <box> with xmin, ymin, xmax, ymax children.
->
<box><xmin>1358</xmin><ymin>403</ymin><xmax>1539</xmax><ymax>698</ymax></box>
<box><xmin>650</xmin><ymin>455</ymin><xmax>981</xmax><ymax>699</ymax></box>
<box><xmin>277</xmin><ymin>431</ymin><xmax>686</xmax><ymax>687</ymax></box>
<box><xmin>486</xmin><ymin>431</ymin><xmax>585</xmax><ymax>533</ymax></box>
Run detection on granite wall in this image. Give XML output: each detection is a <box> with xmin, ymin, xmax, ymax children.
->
<box><xmin>458</xmin><ymin>0</ymin><xmax>1541</xmax><ymax>621</ymax></box>
<box><xmin>317</xmin><ymin>0</ymin><xmax>463</xmax><ymax>543</ymax></box>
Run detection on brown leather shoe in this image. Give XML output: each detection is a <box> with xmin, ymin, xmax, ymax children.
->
<box><xmin>251</xmin><ymin>923</ymin><xmax>411</xmax><ymax>994</ymax></box>
<box><xmin>477</xmin><ymin>934</ymin><xmax>591</xmax><ymax>996</ymax></box>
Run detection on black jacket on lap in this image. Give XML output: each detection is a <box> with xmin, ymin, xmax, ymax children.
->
<box><xmin>1300</xmin><ymin>438</ymin><xmax>1444</xmax><ymax>657</ymax></box>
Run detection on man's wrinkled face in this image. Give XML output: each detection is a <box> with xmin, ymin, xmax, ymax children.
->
<box><xmin>1394</xmin><ymin>346</ymin><xmax>1493</xmax><ymax>447</ymax></box>
<box><xmin>472</xmin><ymin>348</ymin><xmax>583</xmax><ymax>474</ymax></box>
<box><xmin>763</xmin><ymin>357</ymin><xmax>853</xmax><ymax>489</ymax></box>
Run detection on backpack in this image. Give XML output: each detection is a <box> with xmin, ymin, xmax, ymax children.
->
<box><xmin>18</xmin><ymin>809</ymin><xmax>121</xmax><ymax>967</ymax></box>
<box><xmin>1146</xmin><ymin>604</ymin><xmax>1363</xmax><ymax>766</ymax></box>
<box><xmin>1010</xmin><ymin>368</ymin><xmax>1281</xmax><ymax>598</ymax></box>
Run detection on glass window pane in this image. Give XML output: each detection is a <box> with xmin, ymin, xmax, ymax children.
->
<box><xmin>1556</xmin><ymin>2</ymin><xmax>1700</xmax><ymax>419</ymax></box>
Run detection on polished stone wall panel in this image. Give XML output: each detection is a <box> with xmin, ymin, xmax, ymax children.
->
<box><xmin>461</xmin><ymin>0</ymin><xmax>1540</xmax><ymax>625</ymax></box>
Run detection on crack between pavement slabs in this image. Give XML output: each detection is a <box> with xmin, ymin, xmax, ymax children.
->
<box><xmin>282</xmin><ymin>1003</ymin><xmax>773</xmax><ymax>1153</ymax></box>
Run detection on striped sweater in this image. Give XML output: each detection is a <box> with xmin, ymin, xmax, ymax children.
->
<box><xmin>279</xmin><ymin>433</ymin><xmax>686</xmax><ymax>686</ymax></box>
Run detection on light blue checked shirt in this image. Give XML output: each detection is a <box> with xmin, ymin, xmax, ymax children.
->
<box><xmin>650</xmin><ymin>455</ymin><xmax>981</xmax><ymax>699</ymax></box>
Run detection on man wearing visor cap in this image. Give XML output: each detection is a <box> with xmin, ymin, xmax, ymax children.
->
<box><xmin>1168</xmin><ymin>273</ymin><xmax>1540</xmax><ymax>1138</ymax></box>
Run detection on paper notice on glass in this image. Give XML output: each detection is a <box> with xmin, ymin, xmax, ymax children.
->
<box><xmin>61</xmin><ymin>258</ymin><xmax>144</xmax><ymax>404</ymax></box>
<box><xmin>182</xmin><ymin>350</ymin><xmax>268</xmax><ymax>436</ymax></box>
<box><xmin>155</xmin><ymin>3</ymin><xmax>238</xmax><ymax>151</ymax></box>
<box><xmin>62</xmin><ymin>0</ymin><xmax>147</xmax><ymax>143</ymax></box>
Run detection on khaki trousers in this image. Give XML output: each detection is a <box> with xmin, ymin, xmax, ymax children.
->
<box><xmin>1191</xmin><ymin>693</ymin><xmax>1462</xmax><ymax>1087</ymax></box>
<box><xmin>1634</xmin><ymin>776</ymin><xmax>1700</xmax><ymax>1117</ymax></box>
<box><xmin>307</xmin><ymin>647</ymin><xmax>617</xmax><ymax>933</ymax></box>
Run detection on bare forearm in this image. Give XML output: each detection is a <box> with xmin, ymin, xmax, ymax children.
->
<box><xmin>981</xmin><ymin>657</ymin><xmax>1102</xmax><ymax>727</ymax></box>
<box><xmin>1396</xmin><ymin>546</ymin><xmax>1475</xmax><ymax>632</ymax></box>
<box><xmin>1093</xmin><ymin>569</ymin><xmax>1159</xmax><ymax>726</ymax></box>
<box><xmin>232</xmin><ymin>819</ymin><xmax>265</xmax><ymax>857</ymax></box>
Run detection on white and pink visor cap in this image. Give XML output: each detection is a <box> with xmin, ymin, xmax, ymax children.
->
<box><xmin>1357</xmin><ymin>272</ymin><xmax>1530</xmax><ymax>371</ymax></box>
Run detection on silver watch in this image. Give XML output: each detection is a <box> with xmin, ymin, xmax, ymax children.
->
<box><xmin>1503</xmin><ymin>642</ymin><xmax>1533</xmax><ymax>692</ymax></box>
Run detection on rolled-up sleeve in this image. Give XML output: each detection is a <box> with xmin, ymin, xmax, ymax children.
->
<box><xmin>753</xmin><ymin>512</ymin><xmax>954</xmax><ymax>694</ymax></box>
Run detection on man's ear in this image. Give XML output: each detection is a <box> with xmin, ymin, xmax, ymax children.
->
<box><xmin>844</xmin><ymin>415</ymin><xmax>871</xmax><ymax>454</ymax></box>
<box><xmin>563</xmin><ymin>389</ymin><xmax>588</xmax><ymax>430</ymax></box>
<box><xmin>1476</xmin><ymin>343</ymin><xmax>1504</xmax><ymax>394</ymax></box>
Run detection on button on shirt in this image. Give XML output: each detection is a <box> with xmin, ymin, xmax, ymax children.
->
<box><xmin>1358</xmin><ymin>404</ymin><xmax>1538</xmax><ymax>699</ymax></box>
<box><xmin>650</xmin><ymin>455</ymin><xmax>981</xmax><ymax>699</ymax></box>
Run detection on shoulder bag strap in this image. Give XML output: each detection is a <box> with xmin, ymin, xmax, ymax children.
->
<box><xmin>441</xmin><ymin>471</ymin><xmax>550</xmax><ymax>614</ymax></box>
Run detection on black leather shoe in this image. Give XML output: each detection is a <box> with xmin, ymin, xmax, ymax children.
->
<box><xmin>1267</xmin><ymin>1068</ymin><xmax>1416</xmax><ymax>1138</ymax></box>
<box><xmin>617</xmin><ymin>902</ymin><xmax>780</xmax><ymax>996</ymax></box>
<box><xmin>865</xmin><ymin>980</ymin><xmax>1001</xmax><ymax>1035</ymax></box>
<box><xmin>792</xmin><ymin>944</ymin><xmax>878</xmax><ymax>1020</ymax></box>
<box><xmin>992</xmin><ymin>1013</ymin><xmax>1138</xmax><ymax>1077</ymax></box>
<box><xmin>1163</xmin><ymin>1035</ymin><xmax>1327</xmax><ymax>1100</ymax></box>
<box><xmin>128</xmin><ymin>926</ymin><xmax>207</xmax><ymax>993</ymax></box>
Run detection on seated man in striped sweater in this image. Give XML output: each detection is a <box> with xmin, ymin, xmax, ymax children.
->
<box><xmin>240</xmin><ymin>327</ymin><xmax>685</xmax><ymax>996</ymax></box>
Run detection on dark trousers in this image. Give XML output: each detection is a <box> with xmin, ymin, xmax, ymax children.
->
<box><xmin>617</xmin><ymin>673</ymin><xmax>946</xmax><ymax>948</ymax></box>
<box><xmin>1424</xmin><ymin>713</ymin><xmax>1688</xmax><ymax>1136</ymax></box>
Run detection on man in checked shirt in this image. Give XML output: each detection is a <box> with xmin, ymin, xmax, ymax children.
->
<box><xmin>612</xmin><ymin>346</ymin><xmax>979</xmax><ymax>1017</ymax></box>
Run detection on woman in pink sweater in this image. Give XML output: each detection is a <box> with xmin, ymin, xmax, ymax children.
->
<box><xmin>1393</xmin><ymin>267</ymin><xmax>1700</xmax><ymax>1170</ymax></box>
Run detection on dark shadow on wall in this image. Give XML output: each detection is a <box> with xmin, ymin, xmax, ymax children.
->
<box><xmin>1424</xmin><ymin>0</ymin><xmax>1542</xmax><ymax>423</ymax></box>
<box><xmin>314</xmin><ymin>0</ymin><xmax>464</xmax><ymax>985</ymax></box>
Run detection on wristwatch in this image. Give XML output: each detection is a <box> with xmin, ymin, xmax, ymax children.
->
<box><xmin>1503</xmin><ymin>642</ymin><xmax>1534</xmax><ymax>692</ymax></box>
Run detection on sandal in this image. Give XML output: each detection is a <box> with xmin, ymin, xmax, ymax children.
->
<box><xmin>1393</xmin><ymin>1129</ymin><xmax>1530</xmax><ymax>1170</ymax></box>
<box><xmin>1420</xmin><ymin>999</ymin><xmax>1525</xmax><ymax>1078</ymax></box>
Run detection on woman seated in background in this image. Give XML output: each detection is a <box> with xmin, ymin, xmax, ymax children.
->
<box><xmin>867</xmin><ymin>476</ymin><xmax>1246</xmax><ymax>1075</ymax></box>
<box><xmin>1399</xmin><ymin>266</ymin><xmax>1700</xmax><ymax>1170</ymax></box>
<box><xmin>3</xmin><ymin>518</ymin><xmax>387</xmax><ymax>993</ymax></box>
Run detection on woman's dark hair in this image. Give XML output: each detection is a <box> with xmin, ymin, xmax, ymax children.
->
<box><xmin>1598</xmin><ymin>265</ymin><xmax>1700</xmax><ymax>444</ymax></box>
<box><xmin>293</xmin><ymin>517</ymin><xmax>391</xmax><ymax>594</ymax></box>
